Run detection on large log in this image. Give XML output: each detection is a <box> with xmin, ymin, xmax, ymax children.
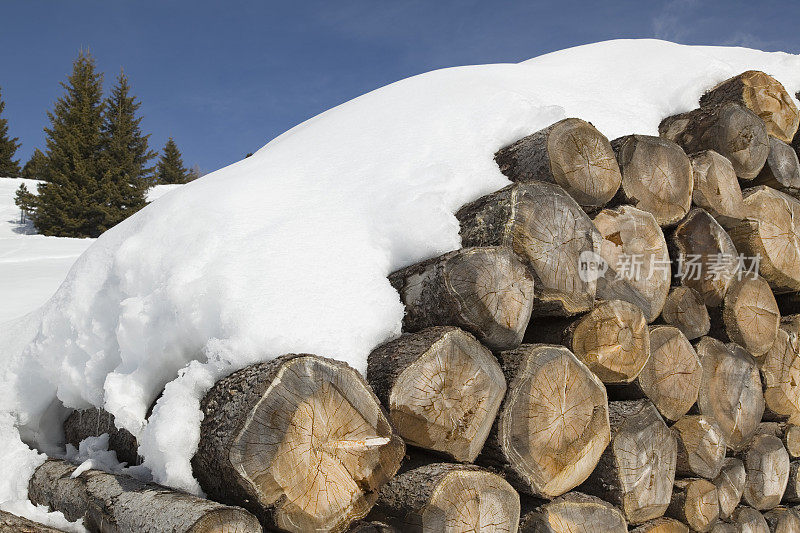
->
<box><xmin>764</xmin><ymin>507</ymin><xmax>800</xmax><ymax>533</ymax></box>
<box><xmin>696</xmin><ymin>337</ymin><xmax>765</xmax><ymax>452</ymax></box>
<box><xmin>673</xmin><ymin>415</ymin><xmax>727</xmax><ymax>479</ymax></box>
<box><xmin>699</xmin><ymin>70</ymin><xmax>800</xmax><ymax>144</ymax></box>
<box><xmin>753</xmin><ymin>137</ymin><xmax>800</xmax><ymax>196</ymax></box>
<box><xmin>518</xmin><ymin>492</ymin><xmax>627</xmax><ymax>533</ymax></box>
<box><xmin>371</xmin><ymin>463</ymin><xmax>520</xmax><ymax>533</ymax></box>
<box><xmin>665</xmin><ymin>478</ymin><xmax>719</xmax><ymax>532</ymax></box>
<box><xmin>659</xmin><ymin>102</ymin><xmax>770</xmax><ymax>180</ymax></box>
<box><xmin>191</xmin><ymin>354</ymin><xmax>406</xmax><ymax>533</ymax></box>
<box><xmin>480</xmin><ymin>343</ymin><xmax>610</xmax><ymax>499</ymax></box>
<box><xmin>578</xmin><ymin>399</ymin><xmax>677</xmax><ymax>525</ymax></box>
<box><xmin>610</xmin><ymin>134</ymin><xmax>693</xmax><ymax>227</ymax></box>
<box><xmin>494</xmin><ymin>117</ymin><xmax>622</xmax><ymax>208</ymax></box>
<box><xmin>456</xmin><ymin>182</ymin><xmax>600</xmax><ymax>316</ymax></box>
<box><xmin>783</xmin><ymin>461</ymin><xmax>800</xmax><ymax>503</ymax></box>
<box><xmin>732</xmin><ymin>506</ymin><xmax>770</xmax><ymax>533</ymax></box>
<box><xmin>28</xmin><ymin>459</ymin><xmax>261</xmax><ymax>533</ymax></box>
<box><xmin>366</xmin><ymin>326</ymin><xmax>506</xmax><ymax>462</ymax></box>
<box><xmin>592</xmin><ymin>205</ymin><xmax>671</xmax><ymax>321</ymax></box>
<box><xmin>630</xmin><ymin>518</ymin><xmax>690</xmax><ymax>533</ymax></box>
<box><xmin>713</xmin><ymin>457</ymin><xmax>746</xmax><ymax>521</ymax></box>
<box><xmin>742</xmin><ymin>434</ymin><xmax>790</xmax><ymax>510</ymax></box>
<box><xmin>0</xmin><ymin>511</ymin><xmax>66</xmax><ymax>533</ymax></box>
<box><xmin>759</xmin><ymin>329</ymin><xmax>800</xmax><ymax>423</ymax></box>
<box><xmin>660</xmin><ymin>286</ymin><xmax>711</xmax><ymax>341</ymax></box>
<box><xmin>690</xmin><ymin>150</ymin><xmax>745</xmax><ymax>229</ymax></box>
<box><xmin>389</xmin><ymin>246</ymin><xmax>535</xmax><ymax>350</ymax></box>
<box><xmin>710</xmin><ymin>274</ymin><xmax>780</xmax><ymax>358</ymax></box>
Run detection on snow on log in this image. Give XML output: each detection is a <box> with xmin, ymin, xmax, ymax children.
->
<box><xmin>63</xmin><ymin>407</ymin><xmax>140</xmax><ymax>467</ymax></box>
<box><xmin>673</xmin><ymin>415</ymin><xmax>727</xmax><ymax>480</ymax></box>
<box><xmin>742</xmin><ymin>434</ymin><xmax>790</xmax><ymax>511</ymax></box>
<box><xmin>764</xmin><ymin>507</ymin><xmax>800</xmax><ymax>532</ymax></box>
<box><xmin>660</xmin><ymin>286</ymin><xmax>711</xmax><ymax>341</ymax></box>
<box><xmin>0</xmin><ymin>511</ymin><xmax>67</xmax><ymax>533</ymax></box>
<box><xmin>689</xmin><ymin>150</ymin><xmax>745</xmax><ymax>229</ymax></box>
<box><xmin>713</xmin><ymin>457</ymin><xmax>746</xmax><ymax>521</ymax></box>
<box><xmin>665</xmin><ymin>478</ymin><xmax>720</xmax><ymax>533</ymax></box>
<box><xmin>759</xmin><ymin>329</ymin><xmax>800</xmax><ymax>423</ymax></box>
<box><xmin>709</xmin><ymin>275</ymin><xmax>780</xmax><ymax>358</ymax></box>
<box><xmin>753</xmin><ymin>137</ymin><xmax>800</xmax><ymax>196</ymax></box>
<box><xmin>517</xmin><ymin>492</ymin><xmax>627</xmax><ymax>533</ymax></box>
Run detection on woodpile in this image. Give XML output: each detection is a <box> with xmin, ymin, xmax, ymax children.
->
<box><xmin>16</xmin><ymin>68</ymin><xmax>800</xmax><ymax>533</ymax></box>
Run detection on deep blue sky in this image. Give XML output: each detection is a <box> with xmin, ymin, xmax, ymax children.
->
<box><xmin>1</xmin><ymin>1</ymin><xmax>799</xmax><ymax>175</ymax></box>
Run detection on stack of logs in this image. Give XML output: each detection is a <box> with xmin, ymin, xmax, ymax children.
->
<box><xmin>12</xmin><ymin>69</ymin><xmax>800</xmax><ymax>533</ymax></box>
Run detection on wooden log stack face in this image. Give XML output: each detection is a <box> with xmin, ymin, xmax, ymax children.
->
<box><xmin>665</xmin><ymin>478</ymin><xmax>719</xmax><ymax>533</ymax></box>
<box><xmin>672</xmin><ymin>415</ymin><xmax>727</xmax><ymax>480</ymax></box>
<box><xmin>764</xmin><ymin>507</ymin><xmax>800</xmax><ymax>533</ymax></box>
<box><xmin>719</xmin><ymin>274</ymin><xmax>780</xmax><ymax>358</ymax></box>
<box><xmin>660</xmin><ymin>286</ymin><xmax>711</xmax><ymax>341</ymax></box>
<box><xmin>630</xmin><ymin>517</ymin><xmax>690</xmax><ymax>533</ymax></box>
<box><xmin>712</xmin><ymin>457</ymin><xmax>746</xmax><ymax>521</ymax></box>
<box><xmin>754</xmin><ymin>136</ymin><xmax>800</xmax><ymax>196</ymax></box>
<box><xmin>518</xmin><ymin>492</ymin><xmax>627</xmax><ymax>533</ymax></box>
<box><xmin>742</xmin><ymin>434</ymin><xmax>790</xmax><ymax>510</ymax></box>
<box><xmin>759</xmin><ymin>328</ymin><xmax>800</xmax><ymax>423</ymax></box>
<box><xmin>689</xmin><ymin>150</ymin><xmax>745</xmax><ymax>229</ymax></box>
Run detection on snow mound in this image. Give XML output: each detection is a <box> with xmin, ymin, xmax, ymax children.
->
<box><xmin>3</xmin><ymin>39</ymin><xmax>800</xmax><ymax>499</ymax></box>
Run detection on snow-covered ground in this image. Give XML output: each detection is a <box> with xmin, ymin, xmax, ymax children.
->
<box><xmin>3</xmin><ymin>39</ymin><xmax>800</xmax><ymax>523</ymax></box>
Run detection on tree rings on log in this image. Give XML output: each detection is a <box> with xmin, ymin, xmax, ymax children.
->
<box><xmin>764</xmin><ymin>506</ymin><xmax>800</xmax><ymax>533</ymax></box>
<box><xmin>718</xmin><ymin>275</ymin><xmax>780</xmax><ymax>358</ymax></box>
<box><xmin>665</xmin><ymin>478</ymin><xmax>720</xmax><ymax>533</ymax></box>
<box><xmin>742</xmin><ymin>434</ymin><xmax>790</xmax><ymax>511</ymax></box>
<box><xmin>713</xmin><ymin>457</ymin><xmax>746</xmax><ymax>521</ymax></box>
<box><xmin>660</xmin><ymin>286</ymin><xmax>711</xmax><ymax>341</ymax></box>
<box><xmin>753</xmin><ymin>137</ymin><xmax>800</xmax><ymax>196</ymax></box>
<box><xmin>689</xmin><ymin>150</ymin><xmax>744</xmax><ymax>228</ymax></box>
<box><xmin>759</xmin><ymin>329</ymin><xmax>800</xmax><ymax>423</ymax></box>
<box><xmin>673</xmin><ymin>415</ymin><xmax>727</xmax><ymax>480</ymax></box>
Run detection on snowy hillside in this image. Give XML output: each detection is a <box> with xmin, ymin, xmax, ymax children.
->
<box><xmin>3</xmin><ymin>39</ymin><xmax>800</xmax><ymax>517</ymax></box>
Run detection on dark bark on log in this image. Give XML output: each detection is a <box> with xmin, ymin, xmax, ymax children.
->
<box><xmin>0</xmin><ymin>511</ymin><xmax>66</xmax><ymax>533</ymax></box>
<box><xmin>518</xmin><ymin>492</ymin><xmax>627</xmax><ymax>533</ymax></box>
<box><xmin>673</xmin><ymin>415</ymin><xmax>727</xmax><ymax>480</ymax></box>
<box><xmin>660</xmin><ymin>286</ymin><xmax>711</xmax><ymax>341</ymax></box>
<box><xmin>665</xmin><ymin>478</ymin><xmax>720</xmax><ymax>532</ymax></box>
<box><xmin>689</xmin><ymin>150</ymin><xmax>744</xmax><ymax>229</ymax></box>
<box><xmin>753</xmin><ymin>137</ymin><xmax>800</xmax><ymax>196</ymax></box>
<box><xmin>742</xmin><ymin>434</ymin><xmax>790</xmax><ymax>511</ymax></box>
<box><xmin>713</xmin><ymin>457</ymin><xmax>746</xmax><ymax>521</ymax></box>
<box><xmin>63</xmin><ymin>407</ymin><xmax>140</xmax><ymax>467</ymax></box>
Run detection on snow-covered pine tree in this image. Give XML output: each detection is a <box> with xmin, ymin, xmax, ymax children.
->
<box><xmin>0</xmin><ymin>87</ymin><xmax>21</xmax><ymax>178</ymax></box>
<box><xmin>155</xmin><ymin>137</ymin><xmax>191</xmax><ymax>184</ymax></box>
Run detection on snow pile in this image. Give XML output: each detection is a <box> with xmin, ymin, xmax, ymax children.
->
<box><xmin>2</xmin><ymin>39</ymin><xmax>800</xmax><ymax>504</ymax></box>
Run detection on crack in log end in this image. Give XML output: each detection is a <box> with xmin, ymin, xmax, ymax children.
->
<box><xmin>743</xmin><ymin>434</ymin><xmax>790</xmax><ymax>510</ymax></box>
<box><xmin>690</xmin><ymin>150</ymin><xmax>745</xmax><ymax>230</ymax></box>
<box><xmin>519</xmin><ymin>492</ymin><xmax>627</xmax><ymax>533</ymax></box>
<box><xmin>722</xmin><ymin>275</ymin><xmax>780</xmax><ymax>358</ymax></box>
<box><xmin>760</xmin><ymin>329</ymin><xmax>800</xmax><ymax>423</ymax></box>
<box><xmin>712</xmin><ymin>457</ymin><xmax>746</xmax><ymax>521</ymax></box>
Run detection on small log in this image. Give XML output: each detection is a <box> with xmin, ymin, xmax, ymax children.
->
<box><xmin>782</xmin><ymin>314</ymin><xmax>800</xmax><ymax>335</ymax></box>
<box><xmin>696</xmin><ymin>337</ymin><xmax>765</xmax><ymax>452</ymax></box>
<box><xmin>347</xmin><ymin>521</ymin><xmax>397</xmax><ymax>533</ymax></box>
<box><xmin>759</xmin><ymin>329</ymin><xmax>800</xmax><ymax>423</ymax></box>
<box><xmin>366</xmin><ymin>326</ymin><xmax>506</xmax><ymax>462</ymax></box>
<box><xmin>63</xmin><ymin>407</ymin><xmax>139</xmax><ymax>467</ymax></box>
<box><xmin>630</xmin><ymin>517</ymin><xmax>690</xmax><ymax>533</ymax></box>
<box><xmin>713</xmin><ymin>457</ymin><xmax>746</xmax><ymax>521</ymax></box>
<box><xmin>699</xmin><ymin>70</ymin><xmax>800</xmax><ymax>144</ymax></box>
<box><xmin>784</xmin><ymin>462</ymin><xmax>800</xmax><ymax>503</ymax></box>
<box><xmin>673</xmin><ymin>415</ymin><xmax>727</xmax><ymax>479</ymax></box>
<box><xmin>660</xmin><ymin>286</ymin><xmax>711</xmax><ymax>341</ymax></box>
<box><xmin>494</xmin><ymin>117</ymin><xmax>622</xmax><ymax>208</ymax></box>
<box><xmin>659</xmin><ymin>102</ymin><xmax>769</xmax><ymax>180</ymax></box>
<box><xmin>665</xmin><ymin>478</ymin><xmax>720</xmax><ymax>532</ymax></box>
<box><xmin>518</xmin><ymin>492</ymin><xmax>627</xmax><ymax>533</ymax></box>
<box><xmin>456</xmin><ymin>181</ymin><xmax>600</xmax><ymax>316</ymax></box>
<box><xmin>758</xmin><ymin>422</ymin><xmax>800</xmax><ymax>459</ymax></box>
<box><xmin>593</xmin><ymin>205</ymin><xmax>671</xmax><ymax>321</ymax></box>
<box><xmin>711</xmin><ymin>274</ymin><xmax>780</xmax><ymax>358</ymax></box>
<box><xmin>0</xmin><ymin>511</ymin><xmax>66</xmax><ymax>533</ymax></box>
<box><xmin>192</xmin><ymin>354</ymin><xmax>406</xmax><ymax>533</ymax></box>
<box><xmin>764</xmin><ymin>506</ymin><xmax>800</xmax><ymax>533</ymax></box>
<box><xmin>372</xmin><ymin>463</ymin><xmax>520</xmax><ymax>533</ymax></box>
<box><xmin>670</xmin><ymin>208</ymin><xmax>740</xmax><ymax>307</ymax></box>
<box><xmin>732</xmin><ymin>506</ymin><xmax>770</xmax><ymax>533</ymax></box>
<box><xmin>28</xmin><ymin>459</ymin><xmax>261</xmax><ymax>533</ymax></box>
<box><xmin>753</xmin><ymin>137</ymin><xmax>800</xmax><ymax>196</ymax></box>
<box><xmin>610</xmin><ymin>134</ymin><xmax>693</xmax><ymax>227</ymax></box>
<box><xmin>690</xmin><ymin>150</ymin><xmax>745</xmax><ymax>228</ymax></box>
<box><xmin>742</xmin><ymin>434</ymin><xmax>790</xmax><ymax>510</ymax></box>
<box><xmin>578</xmin><ymin>399</ymin><xmax>677</xmax><ymax>525</ymax></box>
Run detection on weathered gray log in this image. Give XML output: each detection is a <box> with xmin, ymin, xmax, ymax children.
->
<box><xmin>0</xmin><ymin>511</ymin><xmax>67</xmax><ymax>533</ymax></box>
<box><xmin>28</xmin><ymin>459</ymin><xmax>261</xmax><ymax>533</ymax></box>
<box><xmin>366</xmin><ymin>326</ymin><xmax>506</xmax><ymax>462</ymax></box>
<box><xmin>732</xmin><ymin>506</ymin><xmax>770</xmax><ymax>533</ymax></box>
<box><xmin>389</xmin><ymin>246</ymin><xmax>535</xmax><ymax>350</ymax></box>
<box><xmin>593</xmin><ymin>205</ymin><xmax>671</xmax><ymax>321</ymax></box>
<box><xmin>764</xmin><ymin>506</ymin><xmax>800</xmax><ymax>533</ymax></box>
<box><xmin>713</xmin><ymin>457</ymin><xmax>746</xmax><ymax>520</ymax></box>
<box><xmin>759</xmin><ymin>329</ymin><xmax>800</xmax><ymax>423</ymax></box>
<box><xmin>758</xmin><ymin>422</ymin><xmax>800</xmax><ymax>459</ymax></box>
<box><xmin>518</xmin><ymin>492</ymin><xmax>627</xmax><ymax>533</ymax></box>
<box><xmin>690</xmin><ymin>150</ymin><xmax>745</xmax><ymax>229</ymax></box>
<box><xmin>63</xmin><ymin>407</ymin><xmax>139</xmax><ymax>467</ymax></box>
<box><xmin>753</xmin><ymin>137</ymin><xmax>800</xmax><ymax>196</ymax></box>
<box><xmin>673</xmin><ymin>415</ymin><xmax>727</xmax><ymax>479</ymax></box>
<box><xmin>784</xmin><ymin>462</ymin><xmax>800</xmax><ymax>503</ymax></box>
<box><xmin>610</xmin><ymin>134</ymin><xmax>693</xmax><ymax>226</ymax></box>
<box><xmin>699</xmin><ymin>71</ymin><xmax>800</xmax><ymax>144</ymax></box>
<box><xmin>665</xmin><ymin>478</ymin><xmax>720</xmax><ymax>532</ymax></box>
<box><xmin>659</xmin><ymin>102</ymin><xmax>769</xmax><ymax>180</ymax></box>
<box><xmin>660</xmin><ymin>286</ymin><xmax>711</xmax><ymax>341</ymax></box>
<box><xmin>494</xmin><ymin>117</ymin><xmax>622</xmax><ymax>208</ymax></box>
<box><xmin>710</xmin><ymin>522</ymin><xmax>737</xmax><ymax>533</ymax></box>
<box><xmin>372</xmin><ymin>463</ymin><xmax>520</xmax><ymax>533</ymax></box>
<box><xmin>742</xmin><ymin>434</ymin><xmax>790</xmax><ymax>510</ymax></box>
<box><xmin>630</xmin><ymin>517</ymin><xmax>690</xmax><ymax>533</ymax></box>
<box><xmin>696</xmin><ymin>337</ymin><xmax>765</xmax><ymax>452</ymax></box>
<box><xmin>456</xmin><ymin>181</ymin><xmax>600</xmax><ymax>316</ymax></box>
<box><xmin>479</xmin><ymin>343</ymin><xmax>610</xmax><ymax>499</ymax></box>
<box><xmin>578</xmin><ymin>399</ymin><xmax>677</xmax><ymax>525</ymax></box>
<box><xmin>191</xmin><ymin>354</ymin><xmax>406</xmax><ymax>533</ymax></box>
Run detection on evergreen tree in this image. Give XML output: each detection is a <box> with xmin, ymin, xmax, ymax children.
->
<box><xmin>21</xmin><ymin>148</ymin><xmax>48</xmax><ymax>181</ymax></box>
<box><xmin>33</xmin><ymin>51</ymin><xmax>105</xmax><ymax>237</ymax></box>
<box><xmin>155</xmin><ymin>137</ymin><xmax>190</xmax><ymax>184</ymax></box>
<box><xmin>0</xmin><ymin>87</ymin><xmax>21</xmax><ymax>178</ymax></box>
<box><xmin>14</xmin><ymin>183</ymin><xmax>36</xmax><ymax>223</ymax></box>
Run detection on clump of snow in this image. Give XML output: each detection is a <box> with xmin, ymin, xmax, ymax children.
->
<box><xmin>2</xmin><ymin>39</ymin><xmax>800</xmax><ymax>501</ymax></box>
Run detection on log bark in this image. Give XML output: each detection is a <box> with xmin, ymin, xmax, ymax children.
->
<box><xmin>699</xmin><ymin>70</ymin><xmax>800</xmax><ymax>144</ymax></box>
<box><xmin>732</xmin><ymin>506</ymin><xmax>770</xmax><ymax>533</ymax></box>
<box><xmin>366</xmin><ymin>326</ymin><xmax>506</xmax><ymax>462</ymax></box>
<box><xmin>456</xmin><ymin>181</ymin><xmax>600</xmax><ymax>316</ymax></box>
<box><xmin>28</xmin><ymin>459</ymin><xmax>261</xmax><ymax>533</ymax></box>
<box><xmin>673</xmin><ymin>415</ymin><xmax>727</xmax><ymax>479</ymax></box>
<box><xmin>660</xmin><ymin>286</ymin><xmax>711</xmax><ymax>341</ymax></box>
<box><xmin>753</xmin><ymin>137</ymin><xmax>800</xmax><ymax>196</ymax></box>
<box><xmin>610</xmin><ymin>134</ymin><xmax>693</xmax><ymax>227</ymax></box>
<box><xmin>742</xmin><ymin>434</ymin><xmax>791</xmax><ymax>510</ymax></box>
<box><xmin>783</xmin><ymin>461</ymin><xmax>800</xmax><ymax>503</ymax></box>
<box><xmin>757</xmin><ymin>422</ymin><xmax>800</xmax><ymax>459</ymax></box>
<box><xmin>631</xmin><ymin>517</ymin><xmax>690</xmax><ymax>533</ymax></box>
<box><xmin>578</xmin><ymin>399</ymin><xmax>677</xmax><ymax>525</ymax></box>
<box><xmin>494</xmin><ymin>117</ymin><xmax>622</xmax><ymax>208</ymax></box>
<box><xmin>479</xmin><ymin>343</ymin><xmax>610</xmax><ymax>499</ymax></box>
<box><xmin>728</xmin><ymin>186</ymin><xmax>800</xmax><ymax>294</ymax></box>
<box><xmin>191</xmin><ymin>354</ymin><xmax>406</xmax><ymax>533</ymax></box>
<box><xmin>759</xmin><ymin>329</ymin><xmax>800</xmax><ymax>423</ymax></box>
<box><xmin>710</xmin><ymin>274</ymin><xmax>780</xmax><ymax>358</ymax></box>
<box><xmin>696</xmin><ymin>337</ymin><xmax>765</xmax><ymax>452</ymax></box>
<box><xmin>389</xmin><ymin>246</ymin><xmax>535</xmax><ymax>350</ymax></box>
<box><xmin>665</xmin><ymin>478</ymin><xmax>720</xmax><ymax>532</ymax></box>
<box><xmin>0</xmin><ymin>511</ymin><xmax>66</xmax><ymax>533</ymax></box>
<box><xmin>689</xmin><ymin>150</ymin><xmax>745</xmax><ymax>229</ymax></box>
<box><xmin>518</xmin><ymin>492</ymin><xmax>627</xmax><ymax>533</ymax></box>
<box><xmin>713</xmin><ymin>457</ymin><xmax>746</xmax><ymax>521</ymax></box>
<box><xmin>764</xmin><ymin>507</ymin><xmax>800</xmax><ymax>533</ymax></box>
<box><xmin>371</xmin><ymin>463</ymin><xmax>520</xmax><ymax>533</ymax></box>
<box><xmin>659</xmin><ymin>102</ymin><xmax>770</xmax><ymax>180</ymax></box>
<box><xmin>63</xmin><ymin>407</ymin><xmax>139</xmax><ymax>467</ymax></box>
<box><xmin>592</xmin><ymin>205</ymin><xmax>671</xmax><ymax>321</ymax></box>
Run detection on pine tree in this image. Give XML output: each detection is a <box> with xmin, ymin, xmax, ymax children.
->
<box><xmin>21</xmin><ymin>148</ymin><xmax>48</xmax><ymax>181</ymax></box>
<box><xmin>14</xmin><ymin>183</ymin><xmax>36</xmax><ymax>223</ymax></box>
<box><xmin>155</xmin><ymin>137</ymin><xmax>190</xmax><ymax>184</ymax></box>
<box><xmin>0</xmin><ymin>87</ymin><xmax>21</xmax><ymax>178</ymax></box>
<box><xmin>34</xmin><ymin>51</ymin><xmax>105</xmax><ymax>237</ymax></box>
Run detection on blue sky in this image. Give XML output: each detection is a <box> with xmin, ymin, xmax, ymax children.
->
<box><xmin>1</xmin><ymin>0</ymin><xmax>799</xmax><ymax>174</ymax></box>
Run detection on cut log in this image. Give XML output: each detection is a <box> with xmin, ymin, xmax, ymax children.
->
<box><xmin>764</xmin><ymin>507</ymin><xmax>800</xmax><ymax>533</ymax></box>
<box><xmin>592</xmin><ymin>205</ymin><xmax>671</xmax><ymax>321</ymax></box>
<box><xmin>784</xmin><ymin>461</ymin><xmax>800</xmax><ymax>503</ymax></box>
<box><xmin>699</xmin><ymin>70</ymin><xmax>800</xmax><ymax>144</ymax></box>
<box><xmin>659</xmin><ymin>102</ymin><xmax>770</xmax><ymax>180</ymax></box>
<box><xmin>347</xmin><ymin>521</ymin><xmax>397</xmax><ymax>533</ymax></box>
<box><xmin>63</xmin><ymin>407</ymin><xmax>139</xmax><ymax>467</ymax></box>
<box><xmin>696</xmin><ymin>337</ymin><xmax>765</xmax><ymax>452</ymax></box>
<box><xmin>733</xmin><ymin>506</ymin><xmax>770</xmax><ymax>533</ymax></box>
<box><xmin>660</xmin><ymin>286</ymin><xmax>711</xmax><ymax>341</ymax></box>
<box><xmin>480</xmin><ymin>344</ymin><xmax>610</xmax><ymax>499</ymax></box>
<box><xmin>713</xmin><ymin>457</ymin><xmax>746</xmax><ymax>520</ymax></box>
<box><xmin>671</xmin><ymin>208</ymin><xmax>740</xmax><ymax>307</ymax></box>
<box><xmin>690</xmin><ymin>150</ymin><xmax>745</xmax><ymax>229</ymax></box>
<box><xmin>372</xmin><ymin>463</ymin><xmax>520</xmax><ymax>533</ymax></box>
<box><xmin>742</xmin><ymin>434</ymin><xmax>791</xmax><ymax>510</ymax></box>
<box><xmin>728</xmin><ymin>186</ymin><xmax>800</xmax><ymax>294</ymax></box>
<box><xmin>753</xmin><ymin>137</ymin><xmax>800</xmax><ymax>196</ymax></box>
<box><xmin>28</xmin><ymin>459</ymin><xmax>261</xmax><ymax>533</ymax></box>
<box><xmin>366</xmin><ymin>326</ymin><xmax>506</xmax><ymax>462</ymax></box>
<box><xmin>782</xmin><ymin>314</ymin><xmax>800</xmax><ymax>335</ymax></box>
<box><xmin>0</xmin><ymin>511</ymin><xmax>66</xmax><ymax>533</ymax></box>
<box><xmin>665</xmin><ymin>478</ymin><xmax>720</xmax><ymax>532</ymax></box>
<box><xmin>518</xmin><ymin>492</ymin><xmax>627</xmax><ymax>533</ymax></box>
<box><xmin>191</xmin><ymin>354</ymin><xmax>406</xmax><ymax>533</ymax></box>
<box><xmin>630</xmin><ymin>517</ymin><xmax>690</xmax><ymax>533</ymax></box>
<box><xmin>494</xmin><ymin>117</ymin><xmax>622</xmax><ymax>208</ymax></box>
<box><xmin>610</xmin><ymin>134</ymin><xmax>693</xmax><ymax>226</ymax></box>
<box><xmin>673</xmin><ymin>415</ymin><xmax>727</xmax><ymax>479</ymax></box>
<box><xmin>711</xmin><ymin>274</ymin><xmax>780</xmax><ymax>358</ymax></box>
<box><xmin>759</xmin><ymin>329</ymin><xmax>800</xmax><ymax>423</ymax></box>
<box><xmin>757</xmin><ymin>422</ymin><xmax>800</xmax><ymax>459</ymax></box>
<box><xmin>456</xmin><ymin>181</ymin><xmax>600</xmax><ymax>316</ymax></box>
<box><xmin>389</xmin><ymin>246</ymin><xmax>535</xmax><ymax>351</ymax></box>
<box><xmin>578</xmin><ymin>399</ymin><xmax>677</xmax><ymax>525</ymax></box>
